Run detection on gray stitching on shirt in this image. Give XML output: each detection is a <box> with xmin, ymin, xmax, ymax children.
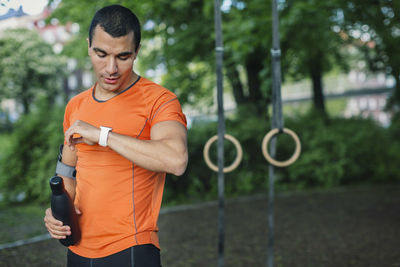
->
<box><xmin>150</xmin><ymin>97</ymin><xmax>178</xmax><ymax>124</ymax></box>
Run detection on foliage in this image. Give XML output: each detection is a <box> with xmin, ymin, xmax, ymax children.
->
<box><xmin>47</xmin><ymin>0</ymin><xmax>400</xmax><ymax>116</ymax></box>
<box><xmin>49</xmin><ymin>0</ymin><xmax>273</xmax><ymax>115</ymax></box>
<box><xmin>164</xmin><ymin>110</ymin><xmax>399</xmax><ymax>205</ymax></box>
<box><xmin>1</xmin><ymin>1</ymin><xmax>398</xmax><ymax>206</ymax></box>
<box><xmin>0</xmin><ymin>28</ymin><xmax>67</xmax><ymax>114</ymax></box>
<box><xmin>164</xmin><ymin>113</ymin><xmax>271</xmax><ymax>205</ymax></box>
<box><xmin>280</xmin><ymin>0</ymin><xmax>348</xmax><ymax>80</ymax></box>
<box><xmin>0</xmin><ymin>103</ymin><xmax>398</xmax><ymax>206</ymax></box>
<box><xmin>0</xmin><ymin>102</ymin><xmax>64</xmax><ymax>204</ymax></box>
<box><xmin>279</xmin><ymin>0</ymin><xmax>349</xmax><ymax>114</ymax></box>
<box><xmin>0</xmin><ymin>108</ymin><xmax>13</xmax><ymax>132</ymax></box>
<box><xmin>280</xmin><ymin>112</ymin><xmax>398</xmax><ymax>188</ymax></box>
<box><xmin>0</xmin><ymin>133</ymin><xmax>11</xmax><ymax>161</ymax></box>
<box><xmin>338</xmin><ymin>0</ymin><xmax>400</xmax><ymax>108</ymax></box>
<box><xmin>385</xmin><ymin>112</ymin><xmax>400</xmax><ymax>178</ymax></box>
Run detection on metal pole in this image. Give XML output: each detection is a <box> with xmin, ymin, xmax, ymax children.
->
<box><xmin>213</xmin><ymin>0</ymin><xmax>225</xmax><ymax>266</ymax></box>
<box><xmin>267</xmin><ymin>147</ymin><xmax>276</xmax><ymax>267</ymax></box>
<box><xmin>268</xmin><ymin>1</ymin><xmax>284</xmax><ymax>267</ymax></box>
<box><xmin>271</xmin><ymin>0</ymin><xmax>283</xmax><ymax>131</ymax></box>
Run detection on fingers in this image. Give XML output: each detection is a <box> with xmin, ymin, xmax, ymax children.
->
<box><xmin>44</xmin><ymin>208</ymin><xmax>71</xmax><ymax>239</ymax></box>
<box><xmin>74</xmin><ymin>206</ymin><xmax>82</xmax><ymax>215</ymax></box>
<box><xmin>72</xmin><ymin>137</ymin><xmax>84</xmax><ymax>144</ymax></box>
<box><xmin>65</xmin><ymin>121</ymin><xmax>82</xmax><ymax>149</ymax></box>
<box><xmin>68</xmin><ymin>137</ymin><xmax>83</xmax><ymax>151</ymax></box>
<box><xmin>64</xmin><ymin>120</ymin><xmax>99</xmax><ymax>148</ymax></box>
<box><xmin>65</xmin><ymin>128</ymin><xmax>75</xmax><ymax>150</ymax></box>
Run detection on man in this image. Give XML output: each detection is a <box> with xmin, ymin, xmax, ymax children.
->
<box><xmin>44</xmin><ymin>5</ymin><xmax>188</xmax><ymax>267</ymax></box>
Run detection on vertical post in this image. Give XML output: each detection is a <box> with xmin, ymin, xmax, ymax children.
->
<box><xmin>267</xmin><ymin>150</ymin><xmax>276</xmax><ymax>267</ymax></box>
<box><xmin>213</xmin><ymin>0</ymin><xmax>225</xmax><ymax>267</ymax></box>
<box><xmin>271</xmin><ymin>0</ymin><xmax>283</xmax><ymax>131</ymax></box>
<box><xmin>268</xmin><ymin>0</ymin><xmax>283</xmax><ymax>267</ymax></box>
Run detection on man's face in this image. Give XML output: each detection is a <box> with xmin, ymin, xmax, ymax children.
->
<box><xmin>88</xmin><ymin>25</ymin><xmax>138</xmax><ymax>94</ymax></box>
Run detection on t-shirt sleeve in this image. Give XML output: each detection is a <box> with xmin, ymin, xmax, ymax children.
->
<box><xmin>149</xmin><ymin>91</ymin><xmax>187</xmax><ymax>128</ymax></box>
<box><xmin>63</xmin><ymin>101</ymin><xmax>73</xmax><ymax>133</ymax></box>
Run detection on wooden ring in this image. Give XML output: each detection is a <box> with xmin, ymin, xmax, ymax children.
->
<box><xmin>261</xmin><ymin>128</ymin><xmax>301</xmax><ymax>167</ymax></box>
<box><xmin>203</xmin><ymin>134</ymin><xmax>243</xmax><ymax>173</ymax></box>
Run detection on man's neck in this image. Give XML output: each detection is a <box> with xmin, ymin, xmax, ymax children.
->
<box><xmin>95</xmin><ymin>72</ymin><xmax>138</xmax><ymax>101</ymax></box>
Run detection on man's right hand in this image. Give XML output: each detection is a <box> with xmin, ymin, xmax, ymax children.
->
<box><xmin>44</xmin><ymin>207</ymin><xmax>81</xmax><ymax>239</ymax></box>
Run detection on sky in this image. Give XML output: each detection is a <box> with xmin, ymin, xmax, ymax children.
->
<box><xmin>0</xmin><ymin>0</ymin><xmax>49</xmax><ymax>16</ymax></box>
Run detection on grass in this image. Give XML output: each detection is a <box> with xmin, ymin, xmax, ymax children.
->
<box><xmin>2</xmin><ymin>184</ymin><xmax>399</xmax><ymax>267</ymax></box>
<box><xmin>0</xmin><ymin>203</ymin><xmax>47</xmax><ymax>244</ymax></box>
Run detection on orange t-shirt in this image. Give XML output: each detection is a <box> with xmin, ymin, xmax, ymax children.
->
<box><xmin>63</xmin><ymin>77</ymin><xmax>186</xmax><ymax>258</ymax></box>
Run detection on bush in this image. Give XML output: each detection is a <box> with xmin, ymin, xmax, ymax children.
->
<box><xmin>383</xmin><ymin>112</ymin><xmax>400</xmax><ymax>181</ymax></box>
<box><xmin>282</xmin><ymin>112</ymin><xmax>397</xmax><ymax>188</ymax></box>
<box><xmin>0</xmin><ymin>103</ymin><xmax>64</xmax><ymax>204</ymax></box>
<box><xmin>164</xmin><ymin>110</ymin><xmax>400</xmax><ymax>205</ymax></box>
<box><xmin>1</xmin><ymin>105</ymin><xmax>398</xmax><ymax>206</ymax></box>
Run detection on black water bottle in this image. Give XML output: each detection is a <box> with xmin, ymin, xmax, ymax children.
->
<box><xmin>49</xmin><ymin>176</ymin><xmax>81</xmax><ymax>246</ymax></box>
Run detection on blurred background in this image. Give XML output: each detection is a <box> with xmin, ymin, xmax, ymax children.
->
<box><xmin>0</xmin><ymin>0</ymin><xmax>399</xmax><ymax>266</ymax></box>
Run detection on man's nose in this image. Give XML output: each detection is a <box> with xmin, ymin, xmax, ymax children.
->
<box><xmin>106</xmin><ymin>57</ymin><xmax>118</xmax><ymax>75</ymax></box>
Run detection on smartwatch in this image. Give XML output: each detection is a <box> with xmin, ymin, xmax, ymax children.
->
<box><xmin>99</xmin><ymin>126</ymin><xmax>112</xmax><ymax>147</ymax></box>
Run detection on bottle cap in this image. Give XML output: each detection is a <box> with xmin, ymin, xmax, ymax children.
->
<box><xmin>49</xmin><ymin>176</ymin><xmax>64</xmax><ymax>195</ymax></box>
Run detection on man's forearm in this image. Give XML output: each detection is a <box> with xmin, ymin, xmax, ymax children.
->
<box><xmin>106</xmin><ymin>132</ymin><xmax>188</xmax><ymax>176</ymax></box>
<box><xmin>107</xmin><ymin>122</ymin><xmax>188</xmax><ymax>176</ymax></box>
<box><xmin>59</xmin><ymin>145</ymin><xmax>78</xmax><ymax>200</ymax></box>
<box><xmin>59</xmin><ymin>175</ymin><xmax>77</xmax><ymax>201</ymax></box>
<box><xmin>64</xmin><ymin>120</ymin><xmax>188</xmax><ymax>176</ymax></box>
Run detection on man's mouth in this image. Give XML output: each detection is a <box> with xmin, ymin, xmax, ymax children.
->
<box><xmin>104</xmin><ymin>77</ymin><xmax>119</xmax><ymax>84</ymax></box>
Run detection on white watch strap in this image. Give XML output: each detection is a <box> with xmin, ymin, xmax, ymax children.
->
<box><xmin>99</xmin><ymin>126</ymin><xmax>112</xmax><ymax>147</ymax></box>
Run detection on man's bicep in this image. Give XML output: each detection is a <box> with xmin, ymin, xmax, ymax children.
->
<box><xmin>151</xmin><ymin>121</ymin><xmax>187</xmax><ymax>142</ymax></box>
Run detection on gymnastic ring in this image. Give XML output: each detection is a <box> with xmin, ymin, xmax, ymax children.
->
<box><xmin>261</xmin><ymin>128</ymin><xmax>301</xmax><ymax>167</ymax></box>
<box><xmin>203</xmin><ymin>134</ymin><xmax>243</xmax><ymax>173</ymax></box>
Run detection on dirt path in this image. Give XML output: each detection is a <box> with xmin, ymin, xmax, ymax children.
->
<box><xmin>1</xmin><ymin>185</ymin><xmax>399</xmax><ymax>267</ymax></box>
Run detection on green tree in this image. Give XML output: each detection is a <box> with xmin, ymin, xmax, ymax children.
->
<box><xmin>49</xmin><ymin>0</ymin><xmax>273</xmax><ymax>116</ymax></box>
<box><xmin>222</xmin><ymin>0</ymin><xmax>273</xmax><ymax>115</ymax></box>
<box><xmin>339</xmin><ymin>0</ymin><xmax>400</xmax><ymax>110</ymax></box>
<box><xmin>0</xmin><ymin>28</ymin><xmax>67</xmax><ymax>114</ymax></box>
<box><xmin>0</xmin><ymin>101</ymin><xmax>64</xmax><ymax>204</ymax></box>
<box><xmin>279</xmin><ymin>0</ymin><xmax>348</xmax><ymax>115</ymax></box>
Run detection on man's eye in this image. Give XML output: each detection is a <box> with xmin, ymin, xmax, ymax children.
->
<box><xmin>118</xmin><ymin>56</ymin><xmax>129</xmax><ymax>61</ymax></box>
<box><xmin>97</xmin><ymin>53</ymin><xmax>106</xmax><ymax>58</ymax></box>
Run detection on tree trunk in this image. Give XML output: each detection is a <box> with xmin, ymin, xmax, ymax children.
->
<box><xmin>393</xmin><ymin>70</ymin><xmax>400</xmax><ymax>104</ymax></box>
<box><xmin>225</xmin><ymin>64</ymin><xmax>246</xmax><ymax>105</ymax></box>
<box><xmin>246</xmin><ymin>61</ymin><xmax>262</xmax><ymax>102</ymax></box>
<box><xmin>310</xmin><ymin>65</ymin><xmax>326</xmax><ymax>114</ymax></box>
<box><xmin>245</xmin><ymin>51</ymin><xmax>265</xmax><ymax>115</ymax></box>
<box><xmin>22</xmin><ymin>96</ymin><xmax>30</xmax><ymax>115</ymax></box>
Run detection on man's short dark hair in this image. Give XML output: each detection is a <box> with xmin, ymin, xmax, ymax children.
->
<box><xmin>88</xmin><ymin>5</ymin><xmax>141</xmax><ymax>52</ymax></box>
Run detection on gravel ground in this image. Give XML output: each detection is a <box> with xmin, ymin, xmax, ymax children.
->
<box><xmin>0</xmin><ymin>185</ymin><xmax>399</xmax><ymax>267</ymax></box>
